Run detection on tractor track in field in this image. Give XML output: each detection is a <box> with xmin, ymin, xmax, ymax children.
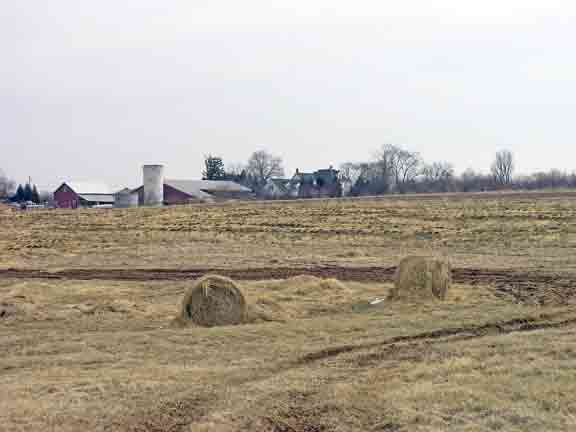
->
<box><xmin>0</xmin><ymin>265</ymin><xmax>572</xmax><ymax>285</ymax></box>
<box><xmin>292</xmin><ymin>310</ymin><xmax>576</xmax><ymax>367</ymax></box>
<box><xmin>1</xmin><ymin>265</ymin><xmax>575</xmax><ymax>305</ymax></box>
<box><xmin>122</xmin><ymin>310</ymin><xmax>576</xmax><ymax>432</ymax></box>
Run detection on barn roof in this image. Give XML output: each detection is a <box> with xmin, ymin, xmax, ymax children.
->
<box><xmin>60</xmin><ymin>182</ymin><xmax>114</xmax><ymax>195</ymax></box>
<box><xmin>164</xmin><ymin>180</ymin><xmax>214</xmax><ymax>201</ymax></box>
<box><xmin>166</xmin><ymin>180</ymin><xmax>252</xmax><ymax>194</ymax></box>
<box><xmin>78</xmin><ymin>194</ymin><xmax>115</xmax><ymax>203</ymax></box>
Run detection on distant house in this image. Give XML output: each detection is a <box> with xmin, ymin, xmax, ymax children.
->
<box><xmin>53</xmin><ymin>182</ymin><xmax>115</xmax><ymax>209</ymax></box>
<box><xmin>262</xmin><ymin>178</ymin><xmax>299</xmax><ymax>199</ymax></box>
<box><xmin>132</xmin><ymin>179</ymin><xmax>254</xmax><ymax>205</ymax></box>
<box><xmin>291</xmin><ymin>167</ymin><xmax>342</xmax><ymax>198</ymax></box>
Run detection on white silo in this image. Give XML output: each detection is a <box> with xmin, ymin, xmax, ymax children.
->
<box><xmin>143</xmin><ymin>165</ymin><xmax>165</xmax><ymax>207</ymax></box>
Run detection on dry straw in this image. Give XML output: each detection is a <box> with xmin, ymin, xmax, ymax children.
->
<box><xmin>244</xmin><ymin>298</ymin><xmax>289</xmax><ymax>323</ymax></box>
<box><xmin>177</xmin><ymin>275</ymin><xmax>246</xmax><ymax>327</ymax></box>
<box><xmin>388</xmin><ymin>256</ymin><xmax>452</xmax><ymax>301</ymax></box>
<box><xmin>272</xmin><ymin>275</ymin><xmax>350</xmax><ymax>294</ymax></box>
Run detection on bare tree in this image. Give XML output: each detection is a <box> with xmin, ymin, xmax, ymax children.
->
<box><xmin>345</xmin><ymin>161</ymin><xmax>390</xmax><ymax>196</ymax></box>
<box><xmin>338</xmin><ymin>162</ymin><xmax>362</xmax><ymax>185</ymax></box>
<box><xmin>394</xmin><ymin>149</ymin><xmax>421</xmax><ymax>188</ymax></box>
<box><xmin>0</xmin><ymin>169</ymin><xmax>16</xmax><ymax>199</ymax></box>
<box><xmin>246</xmin><ymin>150</ymin><xmax>284</xmax><ymax>192</ymax></box>
<box><xmin>338</xmin><ymin>162</ymin><xmax>364</xmax><ymax>196</ymax></box>
<box><xmin>375</xmin><ymin>144</ymin><xmax>421</xmax><ymax>192</ymax></box>
<box><xmin>421</xmin><ymin>161</ymin><xmax>454</xmax><ymax>192</ymax></box>
<box><xmin>226</xmin><ymin>163</ymin><xmax>246</xmax><ymax>177</ymax></box>
<box><xmin>491</xmin><ymin>150</ymin><xmax>514</xmax><ymax>186</ymax></box>
<box><xmin>372</xmin><ymin>144</ymin><xmax>396</xmax><ymax>193</ymax></box>
<box><xmin>422</xmin><ymin>162</ymin><xmax>454</xmax><ymax>182</ymax></box>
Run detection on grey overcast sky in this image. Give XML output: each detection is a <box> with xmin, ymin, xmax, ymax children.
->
<box><xmin>2</xmin><ymin>1</ymin><xmax>576</xmax><ymax>190</ymax></box>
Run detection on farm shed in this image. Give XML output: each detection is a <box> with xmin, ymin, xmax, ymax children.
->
<box><xmin>132</xmin><ymin>179</ymin><xmax>254</xmax><ymax>205</ymax></box>
<box><xmin>54</xmin><ymin>182</ymin><xmax>115</xmax><ymax>209</ymax></box>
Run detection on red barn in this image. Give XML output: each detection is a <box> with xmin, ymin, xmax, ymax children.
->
<box><xmin>132</xmin><ymin>180</ymin><xmax>254</xmax><ymax>205</ymax></box>
<box><xmin>54</xmin><ymin>182</ymin><xmax>115</xmax><ymax>209</ymax></box>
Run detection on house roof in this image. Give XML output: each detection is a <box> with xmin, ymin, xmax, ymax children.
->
<box><xmin>316</xmin><ymin>168</ymin><xmax>339</xmax><ymax>176</ymax></box>
<box><xmin>60</xmin><ymin>182</ymin><xmax>114</xmax><ymax>195</ymax></box>
<box><xmin>292</xmin><ymin>168</ymin><xmax>339</xmax><ymax>185</ymax></box>
<box><xmin>292</xmin><ymin>172</ymin><xmax>315</xmax><ymax>184</ymax></box>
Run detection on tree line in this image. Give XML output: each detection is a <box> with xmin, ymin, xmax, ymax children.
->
<box><xmin>338</xmin><ymin>146</ymin><xmax>518</xmax><ymax>195</ymax></box>
<box><xmin>201</xmin><ymin>146</ymin><xmax>576</xmax><ymax>196</ymax></box>
<box><xmin>2</xmin><ymin>147</ymin><xmax>575</xmax><ymax>203</ymax></box>
<box><xmin>0</xmin><ymin>171</ymin><xmax>42</xmax><ymax>203</ymax></box>
<box><xmin>11</xmin><ymin>183</ymin><xmax>42</xmax><ymax>203</ymax></box>
<box><xmin>202</xmin><ymin>151</ymin><xmax>284</xmax><ymax>193</ymax></box>
<box><xmin>0</xmin><ymin>169</ymin><xmax>16</xmax><ymax>199</ymax></box>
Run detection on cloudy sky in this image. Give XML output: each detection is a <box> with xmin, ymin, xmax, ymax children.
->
<box><xmin>2</xmin><ymin>1</ymin><xmax>575</xmax><ymax>190</ymax></box>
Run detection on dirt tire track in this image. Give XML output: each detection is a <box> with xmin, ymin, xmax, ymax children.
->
<box><xmin>0</xmin><ymin>265</ymin><xmax>574</xmax><ymax>284</ymax></box>
<box><xmin>0</xmin><ymin>266</ymin><xmax>396</xmax><ymax>282</ymax></box>
<box><xmin>292</xmin><ymin>310</ymin><xmax>576</xmax><ymax>367</ymax></box>
<box><xmin>154</xmin><ymin>310</ymin><xmax>576</xmax><ymax>432</ymax></box>
<box><xmin>2</xmin><ymin>266</ymin><xmax>575</xmax><ymax>305</ymax></box>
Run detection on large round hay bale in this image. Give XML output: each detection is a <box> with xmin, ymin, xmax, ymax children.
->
<box><xmin>388</xmin><ymin>256</ymin><xmax>451</xmax><ymax>301</ymax></box>
<box><xmin>178</xmin><ymin>275</ymin><xmax>246</xmax><ymax>327</ymax></box>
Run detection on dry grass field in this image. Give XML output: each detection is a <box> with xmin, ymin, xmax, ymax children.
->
<box><xmin>2</xmin><ymin>193</ymin><xmax>576</xmax><ymax>431</ymax></box>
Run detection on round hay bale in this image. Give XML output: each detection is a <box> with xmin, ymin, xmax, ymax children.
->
<box><xmin>388</xmin><ymin>256</ymin><xmax>451</xmax><ymax>301</ymax></box>
<box><xmin>178</xmin><ymin>275</ymin><xmax>246</xmax><ymax>327</ymax></box>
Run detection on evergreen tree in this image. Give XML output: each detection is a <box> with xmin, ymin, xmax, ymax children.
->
<box><xmin>23</xmin><ymin>183</ymin><xmax>33</xmax><ymax>202</ymax></box>
<box><xmin>14</xmin><ymin>184</ymin><xmax>25</xmax><ymax>202</ymax></box>
<box><xmin>32</xmin><ymin>185</ymin><xmax>41</xmax><ymax>204</ymax></box>
<box><xmin>203</xmin><ymin>155</ymin><xmax>226</xmax><ymax>180</ymax></box>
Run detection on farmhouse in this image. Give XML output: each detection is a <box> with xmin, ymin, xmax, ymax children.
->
<box><xmin>292</xmin><ymin>167</ymin><xmax>342</xmax><ymax>198</ymax></box>
<box><xmin>132</xmin><ymin>179</ymin><xmax>254</xmax><ymax>205</ymax></box>
<box><xmin>262</xmin><ymin>168</ymin><xmax>343</xmax><ymax>199</ymax></box>
<box><xmin>54</xmin><ymin>182</ymin><xmax>115</xmax><ymax>208</ymax></box>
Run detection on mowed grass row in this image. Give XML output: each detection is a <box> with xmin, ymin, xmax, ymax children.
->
<box><xmin>2</xmin><ymin>195</ymin><xmax>576</xmax><ymax>270</ymax></box>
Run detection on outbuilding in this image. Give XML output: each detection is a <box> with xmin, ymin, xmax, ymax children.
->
<box><xmin>132</xmin><ymin>179</ymin><xmax>254</xmax><ymax>205</ymax></box>
<box><xmin>53</xmin><ymin>182</ymin><xmax>115</xmax><ymax>209</ymax></box>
